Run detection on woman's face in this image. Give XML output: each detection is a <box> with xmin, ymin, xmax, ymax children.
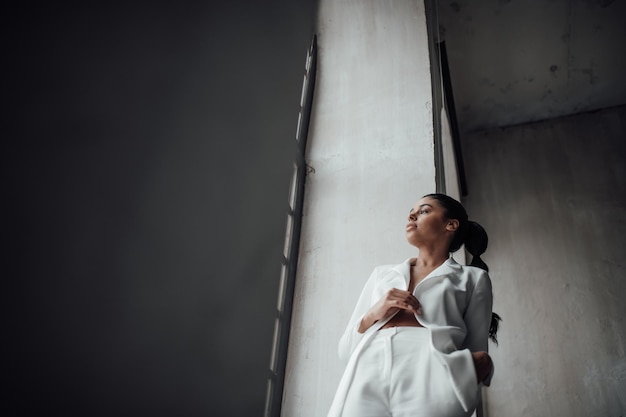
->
<box><xmin>405</xmin><ymin>197</ymin><xmax>454</xmax><ymax>247</ymax></box>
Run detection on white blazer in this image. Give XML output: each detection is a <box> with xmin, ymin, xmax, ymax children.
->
<box><xmin>328</xmin><ymin>256</ymin><xmax>494</xmax><ymax>417</ymax></box>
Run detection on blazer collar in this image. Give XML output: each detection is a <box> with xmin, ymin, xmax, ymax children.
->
<box><xmin>391</xmin><ymin>255</ymin><xmax>462</xmax><ymax>287</ymax></box>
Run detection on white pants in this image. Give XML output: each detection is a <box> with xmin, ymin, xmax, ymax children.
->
<box><xmin>340</xmin><ymin>327</ymin><xmax>474</xmax><ymax>417</ymax></box>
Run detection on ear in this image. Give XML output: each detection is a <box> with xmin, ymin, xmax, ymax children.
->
<box><xmin>446</xmin><ymin>219</ymin><xmax>459</xmax><ymax>232</ymax></box>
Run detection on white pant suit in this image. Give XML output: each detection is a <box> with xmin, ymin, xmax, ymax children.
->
<box><xmin>327</xmin><ymin>257</ymin><xmax>494</xmax><ymax>417</ymax></box>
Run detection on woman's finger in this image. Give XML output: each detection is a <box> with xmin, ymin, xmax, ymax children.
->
<box><xmin>384</xmin><ymin>290</ymin><xmax>423</xmax><ymax>314</ymax></box>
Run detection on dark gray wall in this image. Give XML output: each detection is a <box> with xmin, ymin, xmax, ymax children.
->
<box><xmin>6</xmin><ymin>2</ymin><xmax>316</xmax><ymax>416</ymax></box>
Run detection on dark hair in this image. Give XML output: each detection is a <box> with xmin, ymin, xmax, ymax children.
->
<box><xmin>423</xmin><ymin>193</ymin><xmax>502</xmax><ymax>344</ymax></box>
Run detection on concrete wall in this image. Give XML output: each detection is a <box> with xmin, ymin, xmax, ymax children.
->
<box><xmin>462</xmin><ymin>106</ymin><xmax>626</xmax><ymax>417</ymax></box>
<box><xmin>281</xmin><ymin>1</ymin><xmax>436</xmax><ymax>415</ymax></box>
<box><xmin>438</xmin><ymin>0</ymin><xmax>626</xmax><ymax>134</ymax></box>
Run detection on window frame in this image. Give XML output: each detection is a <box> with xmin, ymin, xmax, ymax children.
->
<box><xmin>264</xmin><ymin>34</ymin><xmax>318</xmax><ymax>417</ymax></box>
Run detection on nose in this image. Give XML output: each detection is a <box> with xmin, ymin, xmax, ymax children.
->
<box><xmin>408</xmin><ymin>211</ymin><xmax>417</xmax><ymax>222</ymax></box>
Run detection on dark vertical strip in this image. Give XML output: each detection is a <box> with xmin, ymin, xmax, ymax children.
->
<box><xmin>266</xmin><ymin>34</ymin><xmax>317</xmax><ymax>417</ymax></box>
<box><xmin>439</xmin><ymin>41</ymin><xmax>468</xmax><ymax>196</ymax></box>
<box><xmin>424</xmin><ymin>0</ymin><xmax>446</xmax><ymax>194</ymax></box>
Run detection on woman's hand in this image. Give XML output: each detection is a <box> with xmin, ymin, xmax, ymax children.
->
<box><xmin>471</xmin><ymin>351</ymin><xmax>493</xmax><ymax>383</ymax></box>
<box><xmin>358</xmin><ymin>289</ymin><xmax>422</xmax><ymax>333</ymax></box>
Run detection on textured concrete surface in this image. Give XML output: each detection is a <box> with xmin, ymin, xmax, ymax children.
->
<box><xmin>463</xmin><ymin>105</ymin><xmax>626</xmax><ymax>417</ymax></box>
<box><xmin>438</xmin><ymin>0</ymin><xmax>626</xmax><ymax>133</ymax></box>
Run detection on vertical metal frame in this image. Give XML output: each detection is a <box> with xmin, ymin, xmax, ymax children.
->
<box><xmin>264</xmin><ymin>34</ymin><xmax>317</xmax><ymax>417</ymax></box>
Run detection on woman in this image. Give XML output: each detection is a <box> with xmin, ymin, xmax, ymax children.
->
<box><xmin>327</xmin><ymin>194</ymin><xmax>499</xmax><ymax>417</ymax></box>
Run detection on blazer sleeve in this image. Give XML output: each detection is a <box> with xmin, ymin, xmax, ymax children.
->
<box><xmin>337</xmin><ymin>267</ymin><xmax>379</xmax><ymax>362</ymax></box>
<box><xmin>462</xmin><ymin>270</ymin><xmax>495</xmax><ymax>385</ymax></box>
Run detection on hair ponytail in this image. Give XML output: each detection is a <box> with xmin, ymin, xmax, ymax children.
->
<box><xmin>465</xmin><ymin>221</ymin><xmax>488</xmax><ymax>271</ymax></box>
<box><xmin>464</xmin><ymin>220</ymin><xmax>501</xmax><ymax>345</ymax></box>
<box><xmin>488</xmin><ymin>313</ymin><xmax>502</xmax><ymax>345</ymax></box>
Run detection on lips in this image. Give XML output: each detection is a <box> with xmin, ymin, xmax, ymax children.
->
<box><xmin>406</xmin><ymin>222</ymin><xmax>417</xmax><ymax>231</ymax></box>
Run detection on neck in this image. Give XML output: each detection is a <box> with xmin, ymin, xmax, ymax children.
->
<box><xmin>412</xmin><ymin>244</ymin><xmax>450</xmax><ymax>268</ymax></box>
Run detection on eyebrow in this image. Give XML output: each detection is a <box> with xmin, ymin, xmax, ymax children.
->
<box><xmin>410</xmin><ymin>203</ymin><xmax>433</xmax><ymax>212</ymax></box>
